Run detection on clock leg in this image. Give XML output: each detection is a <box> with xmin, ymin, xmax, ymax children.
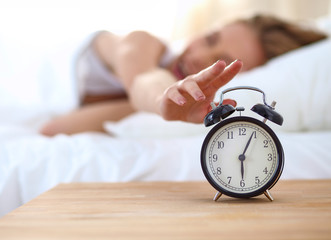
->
<box><xmin>213</xmin><ymin>191</ymin><xmax>222</xmax><ymax>201</ymax></box>
<box><xmin>264</xmin><ymin>189</ymin><xmax>274</xmax><ymax>201</ymax></box>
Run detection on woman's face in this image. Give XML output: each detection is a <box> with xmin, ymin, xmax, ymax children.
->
<box><xmin>170</xmin><ymin>22</ymin><xmax>266</xmax><ymax>80</ymax></box>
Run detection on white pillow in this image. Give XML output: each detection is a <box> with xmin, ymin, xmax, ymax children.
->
<box><xmin>220</xmin><ymin>38</ymin><xmax>331</xmax><ymax>132</ymax></box>
<box><xmin>105</xmin><ymin>38</ymin><xmax>331</xmax><ymax>138</ymax></box>
<box><xmin>104</xmin><ymin>112</ymin><xmax>208</xmax><ymax>139</ymax></box>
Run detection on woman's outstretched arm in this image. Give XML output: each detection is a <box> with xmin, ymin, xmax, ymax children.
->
<box><xmin>130</xmin><ymin>59</ymin><xmax>243</xmax><ymax>123</ymax></box>
<box><xmin>108</xmin><ymin>31</ymin><xmax>242</xmax><ymax>122</ymax></box>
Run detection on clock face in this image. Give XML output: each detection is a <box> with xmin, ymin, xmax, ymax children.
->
<box><xmin>201</xmin><ymin>116</ymin><xmax>284</xmax><ymax>198</ymax></box>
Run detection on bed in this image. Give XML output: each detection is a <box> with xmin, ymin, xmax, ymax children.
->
<box><xmin>0</xmin><ymin>17</ymin><xmax>330</xmax><ymax>217</ymax></box>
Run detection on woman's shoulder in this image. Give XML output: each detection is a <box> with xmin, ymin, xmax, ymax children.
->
<box><xmin>123</xmin><ymin>31</ymin><xmax>166</xmax><ymax>49</ymax></box>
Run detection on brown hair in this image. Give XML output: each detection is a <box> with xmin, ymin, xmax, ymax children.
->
<box><xmin>241</xmin><ymin>14</ymin><xmax>328</xmax><ymax>60</ymax></box>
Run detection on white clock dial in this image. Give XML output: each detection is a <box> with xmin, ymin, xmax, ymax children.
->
<box><xmin>201</xmin><ymin>116</ymin><xmax>283</xmax><ymax>198</ymax></box>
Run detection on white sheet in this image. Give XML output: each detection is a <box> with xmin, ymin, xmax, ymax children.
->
<box><xmin>0</xmin><ymin>116</ymin><xmax>331</xmax><ymax>217</ymax></box>
<box><xmin>0</xmin><ymin>17</ymin><xmax>331</xmax><ymax>218</ymax></box>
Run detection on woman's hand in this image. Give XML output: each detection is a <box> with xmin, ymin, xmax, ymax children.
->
<box><xmin>158</xmin><ymin>59</ymin><xmax>243</xmax><ymax>123</ymax></box>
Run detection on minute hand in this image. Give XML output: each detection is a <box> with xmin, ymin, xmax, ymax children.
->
<box><xmin>242</xmin><ymin>132</ymin><xmax>255</xmax><ymax>156</ymax></box>
<box><xmin>238</xmin><ymin>132</ymin><xmax>255</xmax><ymax>180</ymax></box>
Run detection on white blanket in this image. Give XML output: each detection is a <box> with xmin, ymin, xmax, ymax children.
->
<box><xmin>0</xmin><ymin>18</ymin><xmax>331</xmax><ymax>217</ymax></box>
<box><xmin>0</xmin><ymin>114</ymin><xmax>330</xmax><ymax>217</ymax></box>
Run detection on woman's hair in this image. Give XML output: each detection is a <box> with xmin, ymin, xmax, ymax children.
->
<box><xmin>240</xmin><ymin>14</ymin><xmax>328</xmax><ymax>60</ymax></box>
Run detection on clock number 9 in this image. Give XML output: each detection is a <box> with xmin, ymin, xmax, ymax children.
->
<box><xmin>212</xmin><ymin>154</ymin><xmax>218</xmax><ymax>162</ymax></box>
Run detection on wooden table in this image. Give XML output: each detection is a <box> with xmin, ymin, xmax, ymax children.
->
<box><xmin>0</xmin><ymin>180</ymin><xmax>330</xmax><ymax>240</ymax></box>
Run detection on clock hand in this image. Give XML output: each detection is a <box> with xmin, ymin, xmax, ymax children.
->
<box><xmin>238</xmin><ymin>132</ymin><xmax>255</xmax><ymax>180</ymax></box>
<box><xmin>242</xmin><ymin>131</ymin><xmax>255</xmax><ymax>156</ymax></box>
<box><xmin>238</xmin><ymin>154</ymin><xmax>245</xmax><ymax>180</ymax></box>
<box><xmin>240</xmin><ymin>159</ymin><xmax>244</xmax><ymax>180</ymax></box>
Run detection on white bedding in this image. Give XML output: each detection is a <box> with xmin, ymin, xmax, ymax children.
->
<box><xmin>0</xmin><ymin>18</ymin><xmax>331</xmax><ymax>217</ymax></box>
<box><xmin>0</xmin><ymin>115</ymin><xmax>330</xmax><ymax>217</ymax></box>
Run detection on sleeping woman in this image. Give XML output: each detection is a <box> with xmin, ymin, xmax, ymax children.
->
<box><xmin>40</xmin><ymin>14</ymin><xmax>327</xmax><ymax>136</ymax></box>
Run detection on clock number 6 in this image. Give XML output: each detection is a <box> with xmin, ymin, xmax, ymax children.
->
<box><xmin>240</xmin><ymin>180</ymin><xmax>245</xmax><ymax>187</ymax></box>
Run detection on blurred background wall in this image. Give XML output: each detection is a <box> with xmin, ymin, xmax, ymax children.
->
<box><xmin>172</xmin><ymin>0</ymin><xmax>331</xmax><ymax>39</ymax></box>
<box><xmin>0</xmin><ymin>0</ymin><xmax>330</xmax><ymax>108</ymax></box>
<box><xmin>1</xmin><ymin>0</ymin><xmax>330</xmax><ymax>41</ymax></box>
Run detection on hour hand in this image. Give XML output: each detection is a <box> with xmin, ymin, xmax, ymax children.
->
<box><xmin>239</xmin><ymin>154</ymin><xmax>245</xmax><ymax>179</ymax></box>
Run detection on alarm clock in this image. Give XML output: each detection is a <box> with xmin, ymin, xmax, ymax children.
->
<box><xmin>200</xmin><ymin>86</ymin><xmax>284</xmax><ymax>201</ymax></box>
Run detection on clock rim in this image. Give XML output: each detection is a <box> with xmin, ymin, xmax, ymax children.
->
<box><xmin>200</xmin><ymin>116</ymin><xmax>284</xmax><ymax>199</ymax></box>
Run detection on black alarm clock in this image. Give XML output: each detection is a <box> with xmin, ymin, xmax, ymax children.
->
<box><xmin>200</xmin><ymin>86</ymin><xmax>284</xmax><ymax>201</ymax></box>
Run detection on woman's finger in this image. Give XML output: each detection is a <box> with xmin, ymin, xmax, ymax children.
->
<box><xmin>193</xmin><ymin>60</ymin><xmax>227</xmax><ymax>84</ymax></box>
<box><xmin>165</xmin><ymin>85</ymin><xmax>187</xmax><ymax>106</ymax></box>
<box><xmin>210</xmin><ymin>59</ymin><xmax>243</xmax><ymax>90</ymax></box>
<box><xmin>180</xmin><ymin>79</ymin><xmax>206</xmax><ymax>101</ymax></box>
<box><xmin>208</xmin><ymin>99</ymin><xmax>237</xmax><ymax>112</ymax></box>
<box><xmin>223</xmin><ymin>99</ymin><xmax>237</xmax><ymax>107</ymax></box>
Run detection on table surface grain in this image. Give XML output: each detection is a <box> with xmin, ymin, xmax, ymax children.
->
<box><xmin>0</xmin><ymin>180</ymin><xmax>330</xmax><ymax>240</ymax></box>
